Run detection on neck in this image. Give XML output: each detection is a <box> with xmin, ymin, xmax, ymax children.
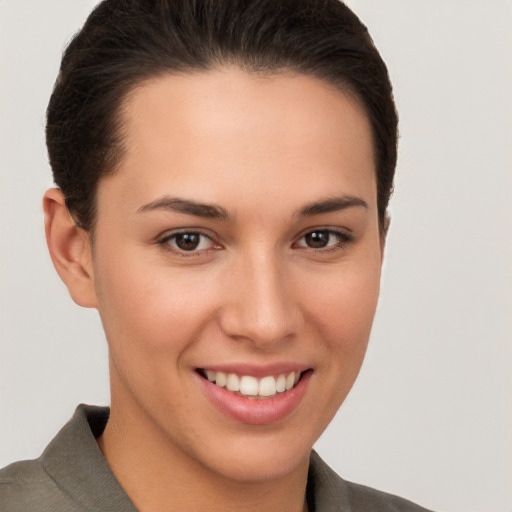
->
<box><xmin>98</xmin><ymin>388</ymin><xmax>310</xmax><ymax>512</ymax></box>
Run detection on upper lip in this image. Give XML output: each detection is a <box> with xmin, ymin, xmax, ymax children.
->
<box><xmin>196</xmin><ymin>362</ymin><xmax>311</xmax><ymax>378</ymax></box>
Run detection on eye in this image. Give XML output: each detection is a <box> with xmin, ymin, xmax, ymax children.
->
<box><xmin>295</xmin><ymin>229</ymin><xmax>352</xmax><ymax>250</ymax></box>
<box><xmin>160</xmin><ymin>231</ymin><xmax>216</xmax><ymax>253</ymax></box>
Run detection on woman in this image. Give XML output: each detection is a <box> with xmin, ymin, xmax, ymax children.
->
<box><xmin>0</xmin><ymin>1</ymin><xmax>431</xmax><ymax>510</ymax></box>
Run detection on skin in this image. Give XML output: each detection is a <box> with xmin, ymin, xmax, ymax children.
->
<box><xmin>44</xmin><ymin>67</ymin><xmax>384</xmax><ymax>512</ymax></box>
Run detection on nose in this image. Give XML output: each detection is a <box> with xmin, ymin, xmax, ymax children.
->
<box><xmin>218</xmin><ymin>250</ymin><xmax>303</xmax><ymax>348</ymax></box>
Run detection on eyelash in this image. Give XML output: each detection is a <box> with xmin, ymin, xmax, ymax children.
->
<box><xmin>157</xmin><ymin>228</ymin><xmax>354</xmax><ymax>257</ymax></box>
<box><xmin>293</xmin><ymin>228</ymin><xmax>354</xmax><ymax>252</ymax></box>
<box><xmin>158</xmin><ymin>230</ymin><xmax>219</xmax><ymax>257</ymax></box>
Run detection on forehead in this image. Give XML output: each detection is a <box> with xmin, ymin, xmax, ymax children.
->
<box><xmin>99</xmin><ymin>67</ymin><xmax>376</xmax><ymax>214</ymax></box>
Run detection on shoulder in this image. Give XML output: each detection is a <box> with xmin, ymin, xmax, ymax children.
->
<box><xmin>342</xmin><ymin>479</ymin><xmax>434</xmax><ymax>512</ymax></box>
<box><xmin>309</xmin><ymin>451</ymin><xmax>434</xmax><ymax>512</ymax></box>
<box><xmin>0</xmin><ymin>459</ymin><xmax>69</xmax><ymax>512</ymax></box>
<box><xmin>0</xmin><ymin>406</ymin><xmax>99</xmax><ymax>512</ymax></box>
<box><xmin>0</xmin><ymin>405</ymin><xmax>136</xmax><ymax>512</ymax></box>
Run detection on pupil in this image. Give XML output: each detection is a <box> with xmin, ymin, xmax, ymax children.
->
<box><xmin>306</xmin><ymin>231</ymin><xmax>329</xmax><ymax>248</ymax></box>
<box><xmin>176</xmin><ymin>233</ymin><xmax>200</xmax><ymax>251</ymax></box>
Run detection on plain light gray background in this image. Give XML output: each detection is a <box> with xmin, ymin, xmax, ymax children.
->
<box><xmin>1</xmin><ymin>1</ymin><xmax>511</xmax><ymax>511</ymax></box>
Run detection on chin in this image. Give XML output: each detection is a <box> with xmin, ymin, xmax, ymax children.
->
<box><xmin>183</xmin><ymin>425</ymin><xmax>316</xmax><ymax>483</ymax></box>
<box><xmin>207</xmin><ymin>447</ymin><xmax>310</xmax><ymax>483</ymax></box>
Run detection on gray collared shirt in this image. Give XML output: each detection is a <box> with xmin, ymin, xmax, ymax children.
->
<box><xmin>0</xmin><ymin>405</ymin><xmax>433</xmax><ymax>511</ymax></box>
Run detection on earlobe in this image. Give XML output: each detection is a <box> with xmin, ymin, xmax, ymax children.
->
<box><xmin>43</xmin><ymin>188</ymin><xmax>98</xmax><ymax>308</ymax></box>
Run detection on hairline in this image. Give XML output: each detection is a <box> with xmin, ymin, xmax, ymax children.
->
<box><xmin>83</xmin><ymin>64</ymin><xmax>377</xmax><ymax>238</ymax></box>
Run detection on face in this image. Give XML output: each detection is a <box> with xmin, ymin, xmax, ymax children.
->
<box><xmin>89</xmin><ymin>68</ymin><xmax>383</xmax><ymax>482</ymax></box>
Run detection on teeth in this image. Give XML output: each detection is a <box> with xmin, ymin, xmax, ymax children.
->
<box><xmin>276</xmin><ymin>374</ymin><xmax>286</xmax><ymax>393</ymax></box>
<box><xmin>240</xmin><ymin>376</ymin><xmax>259</xmax><ymax>396</ymax></box>
<box><xmin>205</xmin><ymin>370</ymin><xmax>302</xmax><ymax>397</ymax></box>
<box><xmin>226</xmin><ymin>373</ymin><xmax>240</xmax><ymax>392</ymax></box>
<box><xmin>216</xmin><ymin>372</ymin><xmax>227</xmax><ymax>387</ymax></box>
<box><xmin>258</xmin><ymin>376</ymin><xmax>277</xmax><ymax>397</ymax></box>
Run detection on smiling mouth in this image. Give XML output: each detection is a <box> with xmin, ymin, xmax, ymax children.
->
<box><xmin>197</xmin><ymin>369</ymin><xmax>305</xmax><ymax>399</ymax></box>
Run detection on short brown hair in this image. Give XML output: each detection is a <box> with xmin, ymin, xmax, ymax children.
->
<box><xmin>46</xmin><ymin>0</ymin><xmax>398</xmax><ymax>232</ymax></box>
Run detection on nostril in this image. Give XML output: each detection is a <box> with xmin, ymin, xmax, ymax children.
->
<box><xmin>217</xmin><ymin>281</ymin><xmax>301</xmax><ymax>346</ymax></box>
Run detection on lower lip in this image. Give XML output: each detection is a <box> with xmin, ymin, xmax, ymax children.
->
<box><xmin>199</xmin><ymin>371</ymin><xmax>312</xmax><ymax>425</ymax></box>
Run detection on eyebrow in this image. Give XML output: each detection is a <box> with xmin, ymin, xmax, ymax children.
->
<box><xmin>137</xmin><ymin>197</ymin><xmax>229</xmax><ymax>219</ymax></box>
<box><xmin>298</xmin><ymin>196</ymin><xmax>368</xmax><ymax>217</ymax></box>
<box><xmin>137</xmin><ymin>195</ymin><xmax>367</xmax><ymax>220</ymax></box>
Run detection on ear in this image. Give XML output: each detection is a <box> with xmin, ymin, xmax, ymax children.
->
<box><xmin>43</xmin><ymin>188</ymin><xmax>98</xmax><ymax>308</ymax></box>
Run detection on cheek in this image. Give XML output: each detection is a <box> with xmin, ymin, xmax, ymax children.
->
<box><xmin>290</xmin><ymin>256</ymin><xmax>382</xmax><ymax>438</ymax></box>
<box><xmin>92</xmin><ymin>249</ymin><xmax>221</xmax><ymax>356</ymax></box>
<box><xmin>303</xmin><ymin>258</ymin><xmax>381</xmax><ymax>358</ymax></box>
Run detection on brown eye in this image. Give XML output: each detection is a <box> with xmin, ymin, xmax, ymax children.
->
<box><xmin>295</xmin><ymin>229</ymin><xmax>352</xmax><ymax>251</ymax></box>
<box><xmin>174</xmin><ymin>233</ymin><xmax>202</xmax><ymax>251</ymax></box>
<box><xmin>161</xmin><ymin>232</ymin><xmax>215</xmax><ymax>253</ymax></box>
<box><xmin>304</xmin><ymin>230</ymin><xmax>331</xmax><ymax>248</ymax></box>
